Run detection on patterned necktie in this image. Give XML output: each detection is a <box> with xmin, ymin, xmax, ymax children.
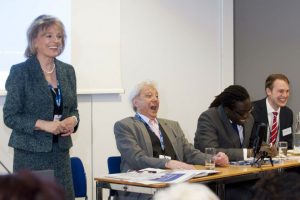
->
<box><xmin>270</xmin><ymin>112</ymin><xmax>278</xmax><ymax>145</ymax></box>
<box><xmin>149</xmin><ymin>120</ymin><xmax>160</xmax><ymax>138</ymax></box>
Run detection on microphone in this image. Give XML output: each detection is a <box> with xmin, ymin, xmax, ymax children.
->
<box><xmin>252</xmin><ymin>122</ymin><xmax>267</xmax><ymax>158</ymax></box>
<box><xmin>0</xmin><ymin>160</ymin><xmax>11</xmax><ymax>174</ymax></box>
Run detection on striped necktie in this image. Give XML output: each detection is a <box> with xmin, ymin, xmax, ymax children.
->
<box><xmin>270</xmin><ymin>112</ymin><xmax>278</xmax><ymax>145</ymax></box>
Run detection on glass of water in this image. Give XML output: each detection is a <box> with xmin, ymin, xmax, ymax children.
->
<box><xmin>205</xmin><ymin>148</ymin><xmax>216</xmax><ymax>170</ymax></box>
<box><xmin>294</xmin><ymin>132</ymin><xmax>300</xmax><ymax>153</ymax></box>
<box><xmin>294</xmin><ymin>112</ymin><xmax>300</xmax><ymax>153</ymax></box>
<box><xmin>278</xmin><ymin>141</ymin><xmax>288</xmax><ymax>163</ymax></box>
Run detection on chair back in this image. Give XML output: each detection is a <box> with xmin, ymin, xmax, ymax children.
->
<box><xmin>107</xmin><ymin>156</ymin><xmax>121</xmax><ymax>174</ymax></box>
<box><xmin>107</xmin><ymin>156</ymin><xmax>121</xmax><ymax>199</ymax></box>
<box><xmin>71</xmin><ymin>157</ymin><xmax>88</xmax><ymax>200</ymax></box>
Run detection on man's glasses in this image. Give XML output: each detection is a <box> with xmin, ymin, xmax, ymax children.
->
<box><xmin>233</xmin><ymin>106</ymin><xmax>254</xmax><ymax>118</ymax></box>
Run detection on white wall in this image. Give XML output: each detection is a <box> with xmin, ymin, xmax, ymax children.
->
<box><xmin>0</xmin><ymin>0</ymin><xmax>233</xmax><ymax>199</ymax></box>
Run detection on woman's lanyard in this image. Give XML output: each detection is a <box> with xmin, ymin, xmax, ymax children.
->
<box><xmin>48</xmin><ymin>82</ymin><xmax>62</xmax><ymax>107</ymax></box>
<box><xmin>135</xmin><ymin>114</ymin><xmax>165</xmax><ymax>151</ymax></box>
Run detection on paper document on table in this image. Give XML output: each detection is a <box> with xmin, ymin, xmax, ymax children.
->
<box><xmin>104</xmin><ymin>169</ymin><xmax>219</xmax><ymax>185</ymax></box>
<box><xmin>105</xmin><ymin>168</ymin><xmax>166</xmax><ymax>182</ymax></box>
<box><xmin>191</xmin><ymin>169</ymin><xmax>220</xmax><ymax>178</ymax></box>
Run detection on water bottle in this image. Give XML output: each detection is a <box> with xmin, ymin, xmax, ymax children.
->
<box><xmin>293</xmin><ymin>112</ymin><xmax>300</xmax><ymax>153</ymax></box>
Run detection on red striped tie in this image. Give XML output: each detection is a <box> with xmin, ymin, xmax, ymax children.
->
<box><xmin>270</xmin><ymin>112</ymin><xmax>278</xmax><ymax>145</ymax></box>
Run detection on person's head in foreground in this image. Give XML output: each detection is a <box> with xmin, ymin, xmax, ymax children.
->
<box><xmin>0</xmin><ymin>170</ymin><xmax>65</xmax><ymax>200</ymax></box>
<box><xmin>252</xmin><ymin>172</ymin><xmax>300</xmax><ymax>200</ymax></box>
<box><xmin>153</xmin><ymin>182</ymin><xmax>219</xmax><ymax>200</ymax></box>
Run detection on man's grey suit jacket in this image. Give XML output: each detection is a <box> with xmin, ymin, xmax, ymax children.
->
<box><xmin>3</xmin><ymin>56</ymin><xmax>79</xmax><ymax>152</ymax></box>
<box><xmin>114</xmin><ymin>116</ymin><xmax>206</xmax><ymax>173</ymax></box>
<box><xmin>114</xmin><ymin>116</ymin><xmax>207</xmax><ymax>200</ymax></box>
<box><xmin>194</xmin><ymin>105</ymin><xmax>254</xmax><ymax>161</ymax></box>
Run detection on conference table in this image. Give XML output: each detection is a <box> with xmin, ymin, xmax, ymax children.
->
<box><xmin>94</xmin><ymin>156</ymin><xmax>300</xmax><ymax>200</ymax></box>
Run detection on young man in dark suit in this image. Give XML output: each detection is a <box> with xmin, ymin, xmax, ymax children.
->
<box><xmin>251</xmin><ymin>74</ymin><xmax>293</xmax><ymax>148</ymax></box>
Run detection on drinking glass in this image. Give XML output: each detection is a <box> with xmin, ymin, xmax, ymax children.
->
<box><xmin>293</xmin><ymin>133</ymin><xmax>300</xmax><ymax>153</ymax></box>
<box><xmin>205</xmin><ymin>148</ymin><xmax>216</xmax><ymax>170</ymax></box>
<box><xmin>278</xmin><ymin>141</ymin><xmax>288</xmax><ymax>163</ymax></box>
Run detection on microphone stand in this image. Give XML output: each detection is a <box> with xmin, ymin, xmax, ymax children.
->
<box><xmin>252</xmin><ymin>151</ymin><xmax>273</xmax><ymax>168</ymax></box>
<box><xmin>0</xmin><ymin>160</ymin><xmax>11</xmax><ymax>174</ymax></box>
<box><xmin>251</xmin><ymin>122</ymin><xmax>270</xmax><ymax>168</ymax></box>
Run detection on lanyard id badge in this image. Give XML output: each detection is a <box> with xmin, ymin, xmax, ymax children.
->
<box><xmin>159</xmin><ymin>155</ymin><xmax>171</xmax><ymax>160</ymax></box>
<box><xmin>48</xmin><ymin>82</ymin><xmax>62</xmax><ymax>107</ymax></box>
<box><xmin>53</xmin><ymin>114</ymin><xmax>62</xmax><ymax>121</ymax></box>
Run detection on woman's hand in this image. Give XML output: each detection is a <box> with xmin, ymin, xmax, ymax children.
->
<box><xmin>60</xmin><ymin>116</ymin><xmax>77</xmax><ymax>136</ymax></box>
<box><xmin>35</xmin><ymin>116</ymin><xmax>77</xmax><ymax>136</ymax></box>
<box><xmin>35</xmin><ymin>120</ymin><xmax>64</xmax><ymax>135</ymax></box>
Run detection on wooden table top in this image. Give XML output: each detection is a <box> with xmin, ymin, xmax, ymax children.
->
<box><xmin>94</xmin><ymin>158</ymin><xmax>300</xmax><ymax>188</ymax></box>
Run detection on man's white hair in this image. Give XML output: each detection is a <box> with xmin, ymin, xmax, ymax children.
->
<box><xmin>153</xmin><ymin>183</ymin><xmax>219</xmax><ymax>200</ymax></box>
<box><xmin>129</xmin><ymin>80</ymin><xmax>158</xmax><ymax>112</ymax></box>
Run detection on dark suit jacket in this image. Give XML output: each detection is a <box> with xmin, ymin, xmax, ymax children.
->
<box><xmin>194</xmin><ymin>105</ymin><xmax>254</xmax><ymax>161</ymax></box>
<box><xmin>251</xmin><ymin>98</ymin><xmax>293</xmax><ymax>148</ymax></box>
<box><xmin>3</xmin><ymin>56</ymin><xmax>79</xmax><ymax>152</ymax></box>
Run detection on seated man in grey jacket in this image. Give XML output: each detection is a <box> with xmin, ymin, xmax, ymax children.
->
<box><xmin>114</xmin><ymin>81</ymin><xmax>228</xmax><ymax>200</ymax></box>
<box><xmin>194</xmin><ymin>85</ymin><xmax>254</xmax><ymax>161</ymax></box>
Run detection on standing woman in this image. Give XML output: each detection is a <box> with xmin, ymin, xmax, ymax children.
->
<box><xmin>3</xmin><ymin>15</ymin><xmax>79</xmax><ymax>200</ymax></box>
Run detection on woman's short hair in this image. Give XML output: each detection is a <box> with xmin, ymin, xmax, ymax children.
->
<box><xmin>24</xmin><ymin>15</ymin><xmax>66</xmax><ymax>58</ymax></box>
